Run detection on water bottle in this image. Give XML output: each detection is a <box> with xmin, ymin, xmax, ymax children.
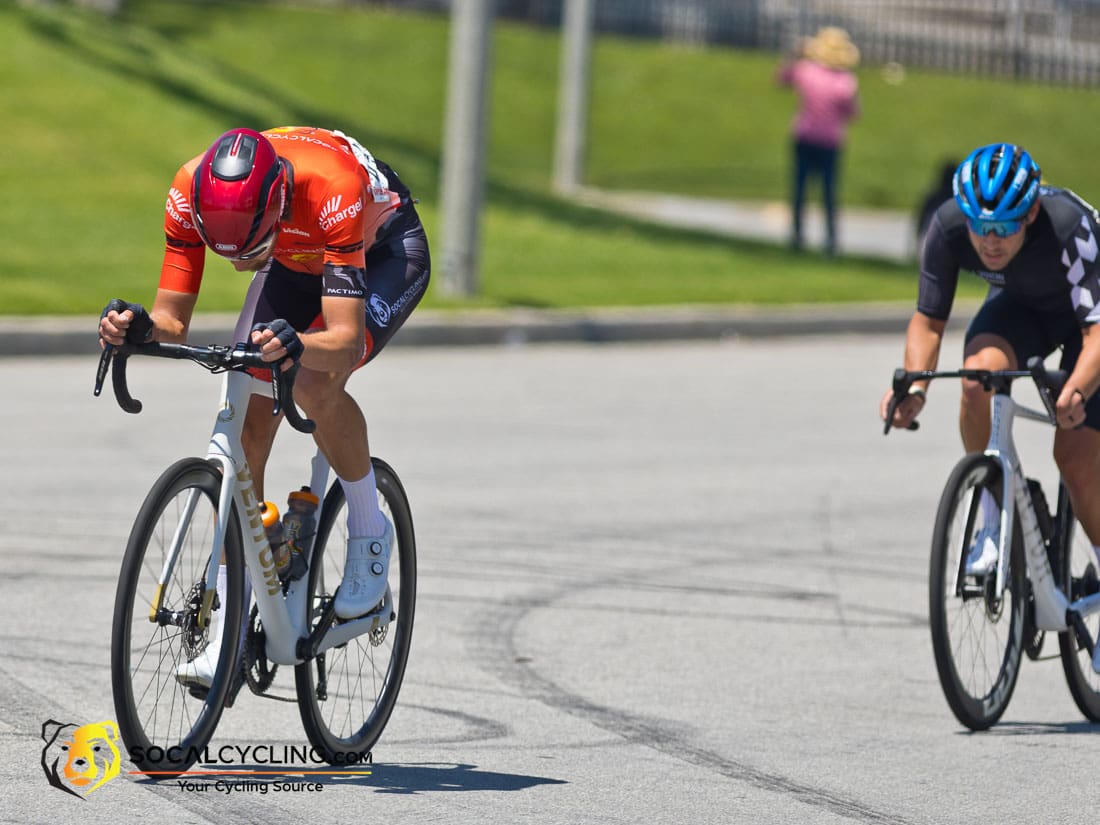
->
<box><xmin>260</xmin><ymin>502</ymin><xmax>291</xmax><ymax>582</ymax></box>
<box><xmin>283</xmin><ymin>486</ymin><xmax>319</xmax><ymax>582</ymax></box>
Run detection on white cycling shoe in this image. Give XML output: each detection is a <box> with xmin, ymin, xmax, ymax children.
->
<box><xmin>965</xmin><ymin>527</ymin><xmax>1000</xmax><ymax>577</ymax></box>
<box><xmin>175</xmin><ymin>645</ymin><xmax>219</xmax><ymax>691</ymax></box>
<box><xmin>334</xmin><ymin>520</ymin><xmax>394</xmax><ymax>619</ymax></box>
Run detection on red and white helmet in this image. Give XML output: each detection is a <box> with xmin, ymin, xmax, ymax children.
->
<box><xmin>191</xmin><ymin>128</ymin><xmax>286</xmax><ymax>259</ymax></box>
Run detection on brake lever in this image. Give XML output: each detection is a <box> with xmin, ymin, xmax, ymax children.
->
<box><xmin>111</xmin><ymin>345</ymin><xmax>142</xmax><ymax>413</ymax></box>
<box><xmin>884</xmin><ymin>368</ymin><xmax>920</xmax><ymax>435</ymax></box>
<box><xmin>93</xmin><ymin>343</ymin><xmax>142</xmax><ymax>413</ymax></box>
<box><xmin>270</xmin><ymin>360</ymin><xmax>316</xmax><ymax>434</ymax></box>
<box><xmin>94</xmin><ymin>344</ymin><xmax>113</xmax><ymax>397</ymax></box>
<box><xmin>1027</xmin><ymin>356</ymin><xmax>1067</xmax><ymax>423</ymax></box>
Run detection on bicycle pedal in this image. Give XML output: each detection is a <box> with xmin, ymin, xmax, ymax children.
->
<box><xmin>332</xmin><ymin>584</ymin><xmax>392</xmax><ymax>623</ymax></box>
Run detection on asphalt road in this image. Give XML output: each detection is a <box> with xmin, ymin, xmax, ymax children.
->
<box><xmin>1</xmin><ymin>335</ymin><xmax>1095</xmax><ymax>824</ymax></box>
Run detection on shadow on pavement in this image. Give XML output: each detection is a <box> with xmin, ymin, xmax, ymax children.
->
<box><xmin>361</xmin><ymin>762</ymin><xmax>569</xmax><ymax>795</ymax></box>
<box><xmin>140</xmin><ymin>762</ymin><xmax>568</xmax><ymax>795</ymax></box>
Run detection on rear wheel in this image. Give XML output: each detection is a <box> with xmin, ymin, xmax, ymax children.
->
<box><xmin>295</xmin><ymin>458</ymin><xmax>417</xmax><ymax>763</ymax></box>
<box><xmin>928</xmin><ymin>454</ymin><xmax>1025</xmax><ymax>731</ymax></box>
<box><xmin>1056</xmin><ymin>487</ymin><xmax>1100</xmax><ymax>721</ymax></box>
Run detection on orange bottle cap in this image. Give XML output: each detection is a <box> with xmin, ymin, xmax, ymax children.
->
<box><xmin>289</xmin><ymin>487</ymin><xmax>320</xmax><ymax>506</ymax></box>
<box><xmin>261</xmin><ymin>501</ymin><xmax>280</xmax><ymax>528</ymax></box>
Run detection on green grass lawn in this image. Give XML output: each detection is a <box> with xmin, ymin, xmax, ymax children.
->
<box><xmin>8</xmin><ymin>0</ymin><xmax>1082</xmax><ymax>315</ymax></box>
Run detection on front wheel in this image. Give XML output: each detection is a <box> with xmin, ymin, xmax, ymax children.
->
<box><xmin>111</xmin><ymin>458</ymin><xmax>244</xmax><ymax>775</ymax></box>
<box><xmin>1055</xmin><ymin>486</ymin><xmax>1100</xmax><ymax>721</ymax></box>
<box><xmin>295</xmin><ymin>458</ymin><xmax>417</xmax><ymax>764</ymax></box>
<box><xmin>928</xmin><ymin>454</ymin><xmax>1025</xmax><ymax>731</ymax></box>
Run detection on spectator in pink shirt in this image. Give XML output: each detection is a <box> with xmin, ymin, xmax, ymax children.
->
<box><xmin>777</xmin><ymin>27</ymin><xmax>860</xmax><ymax>256</ymax></box>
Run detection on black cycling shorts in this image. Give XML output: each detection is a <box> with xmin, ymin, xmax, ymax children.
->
<box><xmin>241</xmin><ymin>207</ymin><xmax>430</xmax><ymax>372</ymax></box>
<box><xmin>965</xmin><ymin>289</ymin><xmax>1100</xmax><ymax>430</ymax></box>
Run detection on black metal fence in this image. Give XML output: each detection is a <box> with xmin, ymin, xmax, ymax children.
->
<box><xmin>372</xmin><ymin>0</ymin><xmax>1100</xmax><ymax>85</ymax></box>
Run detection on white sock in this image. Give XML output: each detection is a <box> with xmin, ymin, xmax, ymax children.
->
<box><xmin>208</xmin><ymin>564</ymin><xmax>227</xmax><ymax>650</ymax></box>
<box><xmin>341</xmin><ymin>467</ymin><xmax>388</xmax><ymax>537</ymax></box>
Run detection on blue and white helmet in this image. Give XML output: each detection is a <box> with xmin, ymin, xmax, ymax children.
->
<box><xmin>953</xmin><ymin>143</ymin><xmax>1041</xmax><ymax>223</ymax></box>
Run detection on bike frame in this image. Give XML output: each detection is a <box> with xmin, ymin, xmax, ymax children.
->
<box><xmin>981</xmin><ymin>390</ymin><xmax>1100</xmax><ymax>664</ymax></box>
<box><xmin>148</xmin><ymin>368</ymin><xmax>390</xmax><ymax>667</ymax></box>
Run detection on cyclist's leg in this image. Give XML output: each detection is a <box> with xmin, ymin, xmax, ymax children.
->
<box><xmin>1053</xmin><ymin>329</ymin><xmax>1100</xmax><ymax>548</ymax></box>
<box><xmin>1054</xmin><ymin>426</ymin><xmax>1100</xmax><ymax>547</ymax></box>
<box><xmin>298</xmin><ymin>212</ymin><xmax>430</xmax><ymax>481</ymax></box>
<box><xmin>313</xmin><ymin>217</ymin><xmax>429</xmax><ymax>616</ymax></box>
<box><xmin>236</xmin><ymin>263</ymin><xmax>327</xmax><ymax>501</ymax></box>
<box><xmin>279</xmin><ymin>216</ymin><xmax>429</xmax><ymax>616</ymax></box>
<box><xmin>961</xmin><ymin>290</ymin><xmax>1047</xmax><ymax>451</ymax></box>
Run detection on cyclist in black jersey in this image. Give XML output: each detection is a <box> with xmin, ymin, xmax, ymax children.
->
<box><xmin>880</xmin><ymin>143</ymin><xmax>1100</xmax><ymax>567</ymax></box>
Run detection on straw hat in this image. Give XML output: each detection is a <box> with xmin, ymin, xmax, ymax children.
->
<box><xmin>806</xmin><ymin>27</ymin><xmax>860</xmax><ymax>70</ymax></box>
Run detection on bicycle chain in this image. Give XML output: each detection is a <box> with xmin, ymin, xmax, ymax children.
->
<box><xmin>242</xmin><ymin>604</ymin><xmax>282</xmax><ymax>697</ymax></box>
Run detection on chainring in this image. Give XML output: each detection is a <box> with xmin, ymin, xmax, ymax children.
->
<box><xmin>242</xmin><ymin>604</ymin><xmax>278</xmax><ymax>694</ymax></box>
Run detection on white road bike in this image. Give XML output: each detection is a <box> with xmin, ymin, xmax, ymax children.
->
<box><xmin>886</xmin><ymin>357</ymin><xmax>1100</xmax><ymax>730</ymax></box>
<box><xmin>95</xmin><ymin>339</ymin><xmax>415</xmax><ymax>775</ymax></box>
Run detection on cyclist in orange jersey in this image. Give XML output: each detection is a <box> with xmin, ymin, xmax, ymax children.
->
<box><xmin>99</xmin><ymin>128</ymin><xmax>430</xmax><ymax>682</ymax></box>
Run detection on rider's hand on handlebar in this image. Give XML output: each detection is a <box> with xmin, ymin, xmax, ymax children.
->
<box><xmin>250</xmin><ymin>319</ymin><xmax>303</xmax><ymax>371</ymax></box>
<box><xmin>99</xmin><ymin>298</ymin><xmax>153</xmax><ymax>348</ymax></box>
<box><xmin>880</xmin><ymin>386</ymin><xmax>925</xmax><ymax>431</ymax></box>
<box><xmin>1055</xmin><ymin>383</ymin><xmax>1089</xmax><ymax>429</ymax></box>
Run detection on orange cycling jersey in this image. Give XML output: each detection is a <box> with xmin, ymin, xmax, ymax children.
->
<box><xmin>160</xmin><ymin>126</ymin><xmax>406</xmax><ymax>294</ymax></box>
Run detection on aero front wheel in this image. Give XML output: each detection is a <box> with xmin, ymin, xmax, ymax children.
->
<box><xmin>295</xmin><ymin>457</ymin><xmax>417</xmax><ymax>764</ymax></box>
<box><xmin>111</xmin><ymin>458</ymin><xmax>244</xmax><ymax>775</ymax></box>
<box><xmin>929</xmin><ymin>454</ymin><xmax>1025</xmax><ymax>731</ymax></box>
<box><xmin>1056</xmin><ymin>488</ymin><xmax>1100</xmax><ymax>721</ymax></box>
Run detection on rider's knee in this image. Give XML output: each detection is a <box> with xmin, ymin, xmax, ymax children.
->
<box><xmin>959</xmin><ymin>349</ymin><xmax>1011</xmax><ymax>418</ymax></box>
<box><xmin>1054</xmin><ymin>437</ymin><xmax>1096</xmax><ymax>492</ymax></box>
<box><xmin>959</xmin><ymin>378</ymin><xmax>990</xmax><ymax>418</ymax></box>
<box><xmin>293</xmin><ymin>369</ymin><xmax>350</xmax><ymax>411</ymax></box>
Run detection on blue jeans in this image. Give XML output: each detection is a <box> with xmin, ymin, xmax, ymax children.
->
<box><xmin>791</xmin><ymin>140</ymin><xmax>840</xmax><ymax>254</ymax></box>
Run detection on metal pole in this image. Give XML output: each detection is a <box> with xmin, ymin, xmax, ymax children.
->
<box><xmin>553</xmin><ymin>0</ymin><xmax>595</xmax><ymax>194</ymax></box>
<box><xmin>439</xmin><ymin>0</ymin><xmax>493</xmax><ymax>297</ymax></box>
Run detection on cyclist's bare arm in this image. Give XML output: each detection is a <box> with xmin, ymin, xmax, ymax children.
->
<box><xmin>1054</xmin><ymin>323</ymin><xmax>1100</xmax><ymax>427</ymax></box>
<box><xmin>150</xmin><ymin>289</ymin><xmax>198</xmax><ymax>343</ymax></box>
<box><xmin>296</xmin><ymin>293</ymin><xmax>367</xmax><ymax>373</ymax></box>
<box><xmin>880</xmin><ymin>311</ymin><xmax>947</xmax><ymax>428</ymax></box>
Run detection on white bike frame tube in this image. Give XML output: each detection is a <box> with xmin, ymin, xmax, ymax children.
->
<box><xmin>985</xmin><ymin>393</ymin><xmax>1069</xmax><ymax>632</ymax></box>
<box><xmin>207</xmin><ymin>370</ymin><xmax>307</xmax><ymax>665</ymax></box>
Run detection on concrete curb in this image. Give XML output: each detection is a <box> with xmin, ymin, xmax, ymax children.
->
<box><xmin>0</xmin><ymin>304</ymin><xmax>922</xmax><ymax>358</ymax></box>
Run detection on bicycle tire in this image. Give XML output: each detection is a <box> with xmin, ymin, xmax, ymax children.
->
<box><xmin>295</xmin><ymin>457</ymin><xmax>417</xmax><ymax>764</ymax></box>
<box><xmin>111</xmin><ymin>458</ymin><xmax>245</xmax><ymax>775</ymax></box>
<box><xmin>1056</xmin><ymin>491</ymin><xmax>1100</xmax><ymax>721</ymax></box>
<box><xmin>928</xmin><ymin>453</ymin><xmax>1026</xmax><ymax>730</ymax></box>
